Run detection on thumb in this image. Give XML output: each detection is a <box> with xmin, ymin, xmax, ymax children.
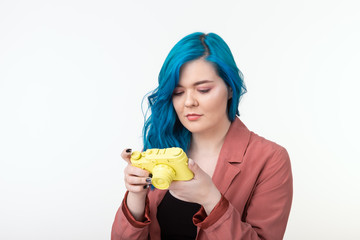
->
<box><xmin>188</xmin><ymin>158</ymin><xmax>202</xmax><ymax>174</ymax></box>
<box><xmin>121</xmin><ymin>148</ymin><xmax>132</xmax><ymax>164</ymax></box>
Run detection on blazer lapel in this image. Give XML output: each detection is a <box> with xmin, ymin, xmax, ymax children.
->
<box><xmin>213</xmin><ymin>160</ymin><xmax>241</xmax><ymax>195</ymax></box>
<box><xmin>212</xmin><ymin>118</ymin><xmax>251</xmax><ymax>195</ymax></box>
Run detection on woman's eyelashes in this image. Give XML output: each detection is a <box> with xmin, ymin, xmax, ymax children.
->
<box><xmin>173</xmin><ymin>91</ymin><xmax>184</xmax><ymax>96</ymax></box>
<box><xmin>198</xmin><ymin>88</ymin><xmax>211</xmax><ymax>93</ymax></box>
<box><xmin>173</xmin><ymin>88</ymin><xmax>211</xmax><ymax>96</ymax></box>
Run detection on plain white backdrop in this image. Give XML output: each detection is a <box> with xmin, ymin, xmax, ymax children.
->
<box><xmin>1</xmin><ymin>0</ymin><xmax>359</xmax><ymax>239</ymax></box>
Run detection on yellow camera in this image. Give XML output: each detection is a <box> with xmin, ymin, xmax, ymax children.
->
<box><xmin>130</xmin><ymin>147</ymin><xmax>194</xmax><ymax>190</ymax></box>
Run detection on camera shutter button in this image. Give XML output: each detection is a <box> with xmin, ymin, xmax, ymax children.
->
<box><xmin>131</xmin><ymin>151</ymin><xmax>141</xmax><ymax>160</ymax></box>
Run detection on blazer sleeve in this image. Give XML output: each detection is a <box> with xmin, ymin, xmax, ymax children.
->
<box><xmin>111</xmin><ymin>191</ymin><xmax>151</xmax><ymax>240</ymax></box>
<box><xmin>193</xmin><ymin>148</ymin><xmax>293</xmax><ymax>240</ymax></box>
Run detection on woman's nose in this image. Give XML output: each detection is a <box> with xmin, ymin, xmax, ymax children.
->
<box><xmin>184</xmin><ymin>92</ymin><xmax>198</xmax><ymax>107</ymax></box>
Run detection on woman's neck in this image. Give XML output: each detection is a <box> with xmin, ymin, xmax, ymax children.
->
<box><xmin>189</xmin><ymin>119</ymin><xmax>231</xmax><ymax>157</ymax></box>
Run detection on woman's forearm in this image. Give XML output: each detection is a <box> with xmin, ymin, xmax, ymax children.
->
<box><xmin>126</xmin><ymin>191</ymin><xmax>147</xmax><ymax>221</ymax></box>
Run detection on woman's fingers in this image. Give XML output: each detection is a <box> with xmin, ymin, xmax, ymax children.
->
<box><xmin>125</xmin><ymin>175</ymin><xmax>151</xmax><ymax>185</ymax></box>
<box><xmin>125</xmin><ymin>182</ymin><xmax>149</xmax><ymax>192</ymax></box>
<box><xmin>121</xmin><ymin>148</ymin><xmax>132</xmax><ymax>164</ymax></box>
<box><xmin>125</xmin><ymin>164</ymin><xmax>149</xmax><ymax>177</ymax></box>
<box><xmin>121</xmin><ymin>148</ymin><xmax>152</xmax><ymax>193</ymax></box>
<box><xmin>124</xmin><ymin>163</ymin><xmax>151</xmax><ymax>193</ymax></box>
<box><xmin>124</xmin><ymin>174</ymin><xmax>151</xmax><ymax>192</ymax></box>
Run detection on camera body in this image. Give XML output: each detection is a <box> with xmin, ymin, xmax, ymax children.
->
<box><xmin>130</xmin><ymin>147</ymin><xmax>194</xmax><ymax>190</ymax></box>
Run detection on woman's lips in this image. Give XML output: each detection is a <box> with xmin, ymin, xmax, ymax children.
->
<box><xmin>186</xmin><ymin>114</ymin><xmax>202</xmax><ymax>121</ymax></box>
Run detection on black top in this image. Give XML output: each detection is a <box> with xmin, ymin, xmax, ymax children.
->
<box><xmin>157</xmin><ymin>191</ymin><xmax>201</xmax><ymax>240</ymax></box>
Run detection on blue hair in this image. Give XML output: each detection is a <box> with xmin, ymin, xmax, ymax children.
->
<box><xmin>142</xmin><ymin>32</ymin><xmax>246</xmax><ymax>152</ymax></box>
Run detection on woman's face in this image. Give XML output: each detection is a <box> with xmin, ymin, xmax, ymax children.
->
<box><xmin>172</xmin><ymin>58</ymin><xmax>232</xmax><ymax>135</ymax></box>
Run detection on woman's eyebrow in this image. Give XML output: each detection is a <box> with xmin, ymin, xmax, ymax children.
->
<box><xmin>194</xmin><ymin>80</ymin><xmax>213</xmax><ymax>86</ymax></box>
<box><xmin>176</xmin><ymin>80</ymin><xmax>214</xmax><ymax>87</ymax></box>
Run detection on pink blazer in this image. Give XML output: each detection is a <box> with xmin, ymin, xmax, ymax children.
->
<box><xmin>111</xmin><ymin>118</ymin><xmax>293</xmax><ymax>240</ymax></box>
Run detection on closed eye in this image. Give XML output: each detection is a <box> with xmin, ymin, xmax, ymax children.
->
<box><xmin>173</xmin><ymin>91</ymin><xmax>184</xmax><ymax>96</ymax></box>
<box><xmin>198</xmin><ymin>89</ymin><xmax>211</xmax><ymax>93</ymax></box>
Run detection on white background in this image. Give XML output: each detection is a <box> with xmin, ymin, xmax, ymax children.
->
<box><xmin>1</xmin><ymin>0</ymin><xmax>359</xmax><ymax>239</ymax></box>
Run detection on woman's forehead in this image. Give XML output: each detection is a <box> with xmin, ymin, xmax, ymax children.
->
<box><xmin>178</xmin><ymin>59</ymin><xmax>220</xmax><ymax>85</ymax></box>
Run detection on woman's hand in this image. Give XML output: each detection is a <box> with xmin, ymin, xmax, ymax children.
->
<box><xmin>168</xmin><ymin>158</ymin><xmax>222</xmax><ymax>215</ymax></box>
<box><xmin>121</xmin><ymin>148</ymin><xmax>150</xmax><ymax>221</ymax></box>
<box><xmin>122</xmin><ymin>149</ymin><xmax>151</xmax><ymax>194</ymax></box>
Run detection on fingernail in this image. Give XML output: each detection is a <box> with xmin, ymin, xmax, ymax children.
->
<box><xmin>146</xmin><ymin>177</ymin><xmax>152</xmax><ymax>183</ymax></box>
<box><xmin>143</xmin><ymin>184</ymin><xmax>149</xmax><ymax>189</ymax></box>
<box><xmin>149</xmin><ymin>173</ymin><xmax>153</xmax><ymax>178</ymax></box>
<box><xmin>188</xmin><ymin>158</ymin><xmax>194</xmax><ymax>166</ymax></box>
<box><xmin>126</xmin><ymin>149</ymin><xmax>132</xmax><ymax>153</ymax></box>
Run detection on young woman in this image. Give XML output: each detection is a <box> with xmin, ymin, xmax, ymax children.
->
<box><xmin>111</xmin><ymin>32</ymin><xmax>293</xmax><ymax>240</ymax></box>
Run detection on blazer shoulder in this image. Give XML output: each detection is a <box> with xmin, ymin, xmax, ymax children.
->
<box><xmin>247</xmin><ymin>131</ymin><xmax>289</xmax><ymax>159</ymax></box>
